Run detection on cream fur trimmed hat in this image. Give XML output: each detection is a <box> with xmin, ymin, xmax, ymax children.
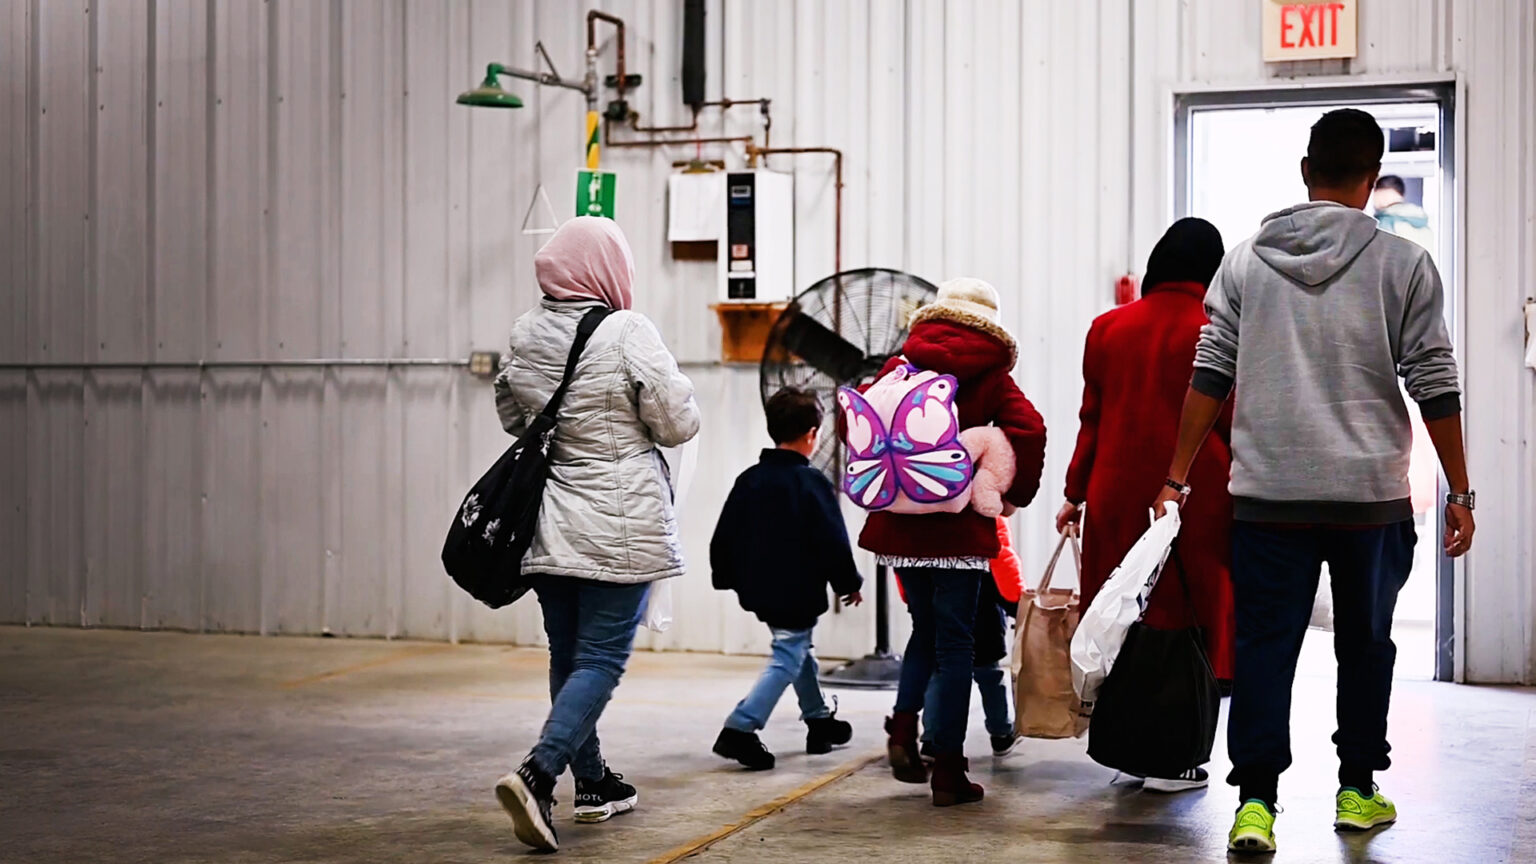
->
<box><xmin>910</xmin><ymin>277</ymin><xmax>1017</xmax><ymax>364</ymax></box>
<box><xmin>931</xmin><ymin>278</ymin><xmax>1001</xmax><ymax>323</ymax></box>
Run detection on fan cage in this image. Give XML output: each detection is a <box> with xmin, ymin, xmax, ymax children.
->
<box><xmin>759</xmin><ymin>268</ymin><xmax>939</xmax><ymax>482</ymax></box>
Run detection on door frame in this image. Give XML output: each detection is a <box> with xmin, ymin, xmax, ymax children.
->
<box><xmin>1170</xmin><ymin>79</ymin><xmax>1463</xmax><ymax>682</ymax></box>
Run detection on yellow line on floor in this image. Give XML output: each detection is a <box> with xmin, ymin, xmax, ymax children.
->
<box><xmin>645</xmin><ymin>749</ymin><xmax>885</xmax><ymax>864</ymax></box>
<box><xmin>277</xmin><ymin>644</ymin><xmax>453</xmax><ymax>689</ymax></box>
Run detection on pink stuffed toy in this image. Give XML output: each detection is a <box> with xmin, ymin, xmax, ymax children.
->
<box><xmin>958</xmin><ymin>426</ymin><xmax>1017</xmax><ymax>518</ymax></box>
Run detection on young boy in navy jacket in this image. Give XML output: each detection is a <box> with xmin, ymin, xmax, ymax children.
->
<box><xmin>710</xmin><ymin>388</ymin><xmax>864</xmax><ymax>770</ymax></box>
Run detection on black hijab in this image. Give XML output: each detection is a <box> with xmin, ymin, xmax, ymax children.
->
<box><xmin>1142</xmin><ymin>217</ymin><xmax>1225</xmax><ymax>292</ymax></box>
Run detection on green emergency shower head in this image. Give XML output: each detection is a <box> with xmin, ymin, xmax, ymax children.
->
<box><xmin>457</xmin><ymin>64</ymin><xmax>523</xmax><ymax>108</ymax></box>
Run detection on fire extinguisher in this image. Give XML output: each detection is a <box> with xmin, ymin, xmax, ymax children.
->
<box><xmin>1115</xmin><ymin>274</ymin><xmax>1138</xmax><ymax>306</ymax></box>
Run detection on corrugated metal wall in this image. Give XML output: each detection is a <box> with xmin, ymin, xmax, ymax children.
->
<box><xmin>4</xmin><ymin>0</ymin><xmax>1532</xmax><ymax>679</ymax></box>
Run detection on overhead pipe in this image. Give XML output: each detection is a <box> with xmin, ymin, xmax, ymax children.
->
<box><xmin>748</xmin><ymin>145</ymin><xmax>844</xmax><ymax>274</ymax></box>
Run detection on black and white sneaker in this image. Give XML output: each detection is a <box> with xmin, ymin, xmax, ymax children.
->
<box><xmin>990</xmin><ymin>731</ymin><xmax>1020</xmax><ymax>757</ymax></box>
<box><xmin>495</xmin><ymin>760</ymin><xmax>559</xmax><ymax>852</ymax></box>
<box><xmin>574</xmin><ymin>767</ymin><xmax>638</xmax><ymax>824</ymax></box>
<box><xmin>1144</xmin><ymin>767</ymin><xmax>1210</xmax><ymax>793</ymax></box>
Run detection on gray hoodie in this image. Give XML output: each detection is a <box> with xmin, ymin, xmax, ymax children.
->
<box><xmin>1192</xmin><ymin>201</ymin><xmax>1460</xmax><ymax>523</ymax></box>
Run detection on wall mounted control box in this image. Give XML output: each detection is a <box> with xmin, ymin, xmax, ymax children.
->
<box><xmin>718</xmin><ymin>170</ymin><xmax>794</xmax><ymax>303</ymax></box>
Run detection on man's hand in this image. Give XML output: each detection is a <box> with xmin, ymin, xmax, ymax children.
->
<box><xmin>1055</xmin><ymin>501</ymin><xmax>1082</xmax><ymax>534</ymax></box>
<box><xmin>1444</xmin><ymin>503</ymin><xmax>1475</xmax><ymax>558</ymax></box>
<box><xmin>1152</xmin><ymin>485</ymin><xmax>1185</xmax><ymax>516</ymax></box>
<box><xmin>842</xmin><ymin>592</ymin><xmax>864</xmax><ymax>607</ymax></box>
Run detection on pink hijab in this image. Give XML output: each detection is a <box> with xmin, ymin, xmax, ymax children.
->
<box><xmin>534</xmin><ymin>216</ymin><xmax>635</xmax><ymax>311</ymax></box>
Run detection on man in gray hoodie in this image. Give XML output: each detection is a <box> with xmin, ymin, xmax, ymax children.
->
<box><xmin>1152</xmin><ymin>109</ymin><xmax>1476</xmax><ymax>854</ymax></box>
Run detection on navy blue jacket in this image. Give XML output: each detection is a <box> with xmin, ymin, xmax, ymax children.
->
<box><xmin>710</xmin><ymin>449</ymin><xmax>864</xmax><ymax>631</ymax></box>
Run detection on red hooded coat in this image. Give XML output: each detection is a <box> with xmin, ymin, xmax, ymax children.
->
<box><xmin>1064</xmin><ymin>281</ymin><xmax>1235</xmax><ymax>680</ymax></box>
<box><xmin>857</xmin><ymin>317</ymin><xmax>1047</xmax><ymax>560</ymax></box>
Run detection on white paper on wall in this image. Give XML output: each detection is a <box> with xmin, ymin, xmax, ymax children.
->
<box><xmin>667</xmin><ymin>172</ymin><xmax>724</xmax><ymax>242</ymax></box>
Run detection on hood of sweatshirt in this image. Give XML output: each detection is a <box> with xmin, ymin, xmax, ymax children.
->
<box><xmin>1252</xmin><ymin>201</ymin><xmax>1380</xmax><ymax>287</ymax></box>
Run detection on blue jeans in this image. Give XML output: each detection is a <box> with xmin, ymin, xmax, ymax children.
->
<box><xmin>893</xmin><ymin>568</ymin><xmax>982</xmax><ymax>754</ymax></box>
<box><xmin>725</xmin><ymin>627</ymin><xmax>831</xmax><ymax>732</ymax></box>
<box><xmin>529</xmin><ymin>575</ymin><xmax>650</xmax><ymax>781</ymax></box>
<box><xmin>1226</xmin><ymin>520</ymin><xmax>1415</xmax><ymax>801</ymax></box>
<box><xmin>922</xmin><ymin>663</ymin><xmax>1013</xmax><ymax>740</ymax></box>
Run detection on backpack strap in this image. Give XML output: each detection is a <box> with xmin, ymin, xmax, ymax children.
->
<box><xmin>537</xmin><ymin>307</ymin><xmax>615</xmax><ymax>420</ymax></box>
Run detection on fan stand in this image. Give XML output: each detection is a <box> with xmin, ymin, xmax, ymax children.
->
<box><xmin>820</xmin><ymin>563</ymin><xmax>902</xmax><ymax>689</ymax></box>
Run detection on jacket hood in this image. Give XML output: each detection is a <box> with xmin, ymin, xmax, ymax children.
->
<box><xmin>1253</xmin><ymin>201</ymin><xmax>1379</xmax><ymax>287</ymax></box>
<box><xmin>901</xmin><ymin>318</ymin><xmax>1015</xmax><ymax>379</ymax></box>
<box><xmin>1376</xmin><ymin>201</ymin><xmax>1431</xmax><ymax>229</ymax></box>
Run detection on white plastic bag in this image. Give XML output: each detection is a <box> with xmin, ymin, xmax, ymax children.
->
<box><xmin>644</xmin><ymin>439</ymin><xmax>698</xmax><ymax>633</ymax></box>
<box><xmin>642</xmin><ymin>580</ymin><xmax>674</xmax><ymax>633</ymax></box>
<box><xmin>1069</xmin><ymin>502</ymin><xmax>1182</xmax><ymax>702</ymax></box>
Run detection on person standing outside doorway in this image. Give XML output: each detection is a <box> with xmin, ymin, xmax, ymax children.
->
<box><xmin>1152</xmin><ymin>109</ymin><xmax>1476</xmax><ymax>854</ymax></box>
<box><xmin>1372</xmin><ymin>174</ymin><xmax>1436</xmax><ymax>253</ymax></box>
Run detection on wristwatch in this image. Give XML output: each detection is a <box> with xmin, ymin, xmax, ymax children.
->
<box><xmin>1446</xmin><ymin>490</ymin><xmax>1476</xmax><ymax>510</ymax></box>
<box><xmin>1164</xmin><ymin>478</ymin><xmax>1191</xmax><ymax>496</ymax></box>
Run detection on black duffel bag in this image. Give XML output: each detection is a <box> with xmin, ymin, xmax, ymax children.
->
<box><xmin>1086</xmin><ymin>547</ymin><xmax>1220</xmax><ymax>779</ymax></box>
<box><xmin>441</xmin><ymin>307</ymin><xmax>613</xmax><ymax>608</ymax></box>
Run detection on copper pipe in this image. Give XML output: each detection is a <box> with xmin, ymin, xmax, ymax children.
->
<box><xmin>629</xmin><ymin>106</ymin><xmax>702</xmax><ymax>134</ymax></box>
<box><xmin>586</xmin><ymin>10</ymin><xmax>626</xmax><ymax>98</ymax></box>
<box><xmin>748</xmin><ymin>145</ymin><xmax>843</xmax><ymax>274</ymax></box>
<box><xmin>603</xmin><ymin>129</ymin><xmax>753</xmax><ymax>150</ymax></box>
<box><xmin>625</xmin><ymin>98</ymin><xmax>772</xmax><ymax>139</ymax></box>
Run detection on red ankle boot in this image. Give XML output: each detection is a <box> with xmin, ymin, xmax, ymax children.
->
<box><xmin>885</xmin><ymin>712</ymin><xmax>928</xmax><ymax>783</ymax></box>
<box><xmin>930</xmin><ymin>753</ymin><xmax>984</xmax><ymax>806</ymax></box>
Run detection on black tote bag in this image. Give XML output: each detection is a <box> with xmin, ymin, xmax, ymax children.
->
<box><xmin>441</xmin><ymin>307</ymin><xmax>613</xmax><ymax>608</ymax></box>
<box><xmin>1086</xmin><ymin>547</ymin><xmax>1221</xmax><ymax>778</ymax></box>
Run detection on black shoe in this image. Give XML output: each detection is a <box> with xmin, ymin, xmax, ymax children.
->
<box><xmin>574</xmin><ymin>766</ymin><xmax>638</xmax><ymax>824</ymax></box>
<box><xmin>713</xmin><ymin>728</ymin><xmax>776</xmax><ymax>770</ymax></box>
<box><xmin>805</xmin><ymin>713</ymin><xmax>853</xmax><ymax>755</ymax></box>
<box><xmin>496</xmin><ymin>760</ymin><xmax>558</xmax><ymax>852</ymax></box>
<box><xmin>991</xmin><ymin>731</ymin><xmax>1020</xmax><ymax>757</ymax></box>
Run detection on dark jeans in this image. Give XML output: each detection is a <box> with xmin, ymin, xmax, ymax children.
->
<box><xmin>1226</xmin><ymin>520</ymin><xmax>1416</xmax><ymax>802</ymax></box>
<box><xmin>529</xmin><ymin>575</ymin><xmax>650</xmax><ymax>781</ymax></box>
<box><xmin>893</xmin><ymin>568</ymin><xmax>982</xmax><ymax>755</ymax></box>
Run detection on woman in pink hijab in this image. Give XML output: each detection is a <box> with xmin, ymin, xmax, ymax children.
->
<box><xmin>492</xmin><ymin>217</ymin><xmax>700</xmax><ymax>851</ymax></box>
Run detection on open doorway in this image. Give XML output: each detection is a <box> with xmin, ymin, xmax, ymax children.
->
<box><xmin>1175</xmin><ymin>84</ymin><xmax>1458</xmax><ymax>681</ymax></box>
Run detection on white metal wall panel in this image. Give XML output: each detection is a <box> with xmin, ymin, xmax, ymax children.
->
<box><xmin>0</xmin><ymin>0</ymin><xmax>29</xmax><ymax>364</ymax></box>
<box><xmin>0</xmin><ymin>373</ymin><xmax>24</xmax><ymax>623</ymax></box>
<box><xmin>1456</xmin><ymin>0</ymin><xmax>1535</xmax><ymax>682</ymax></box>
<box><xmin>6</xmin><ymin>1</ymin><xmax>1533</xmax><ymax>680</ymax></box>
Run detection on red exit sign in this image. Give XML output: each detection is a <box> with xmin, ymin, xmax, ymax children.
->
<box><xmin>1263</xmin><ymin>0</ymin><xmax>1358</xmax><ymax>62</ymax></box>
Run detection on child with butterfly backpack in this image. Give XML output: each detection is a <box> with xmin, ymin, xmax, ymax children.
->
<box><xmin>841</xmin><ymin>278</ymin><xmax>1047</xmax><ymax>807</ymax></box>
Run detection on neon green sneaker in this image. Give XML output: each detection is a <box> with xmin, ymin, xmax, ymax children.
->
<box><xmin>1228</xmin><ymin>799</ymin><xmax>1278</xmax><ymax>853</ymax></box>
<box><xmin>1335</xmin><ymin>787</ymin><xmax>1397</xmax><ymax>831</ymax></box>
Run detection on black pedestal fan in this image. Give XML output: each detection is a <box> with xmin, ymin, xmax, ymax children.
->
<box><xmin>758</xmin><ymin>268</ymin><xmax>938</xmax><ymax>688</ymax></box>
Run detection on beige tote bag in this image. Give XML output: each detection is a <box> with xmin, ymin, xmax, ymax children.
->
<box><xmin>1012</xmin><ymin>525</ymin><xmax>1089</xmax><ymax>739</ymax></box>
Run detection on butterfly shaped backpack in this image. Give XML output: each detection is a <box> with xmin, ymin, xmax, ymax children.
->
<box><xmin>837</xmin><ymin>361</ymin><xmax>977</xmax><ymax>513</ymax></box>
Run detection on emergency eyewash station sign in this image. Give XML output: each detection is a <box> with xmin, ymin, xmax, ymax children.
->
<box><xmin>1263</xmin><ymin>0</ymin><xmax>1358</xmax><ymax>62</ymax></box>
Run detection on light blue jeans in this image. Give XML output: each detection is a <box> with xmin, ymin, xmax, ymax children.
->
<box><xmin>528</xmin><ymin>576</ymin><xmax>650</xmax><ymax>781</ymax></box>
<box><xmin>724</xmin><ymin>627</ymin><xmax>832</xmax><ymax>732</ymax></box>
<box><xmin>921</xmin><ymin>663</ymin><xmax>1014</xmax><ymax>740</ymax></box>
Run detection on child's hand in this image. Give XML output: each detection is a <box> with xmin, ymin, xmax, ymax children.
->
<box><xmin>842</xmin><ymin>592</ymin><xmax>864</xmax><ymax>607</ymax></box>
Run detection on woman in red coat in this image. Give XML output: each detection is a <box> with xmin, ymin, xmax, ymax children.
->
<box><xmin>1057</xmin><ymin>217</ymin><xmax>1236</xmax><ymax>704</ymax></box>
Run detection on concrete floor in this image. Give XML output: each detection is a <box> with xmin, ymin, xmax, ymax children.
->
<box><xmin>3</xmin><ymin>626</ymin><xmax>1534</xmax><ymax>863</ymax></box>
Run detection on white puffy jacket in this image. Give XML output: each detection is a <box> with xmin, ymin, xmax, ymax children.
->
<box><xmin>494</xmin><ymin>298</ymin><xmax>701</xmax><ymax>583</ymax></box>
